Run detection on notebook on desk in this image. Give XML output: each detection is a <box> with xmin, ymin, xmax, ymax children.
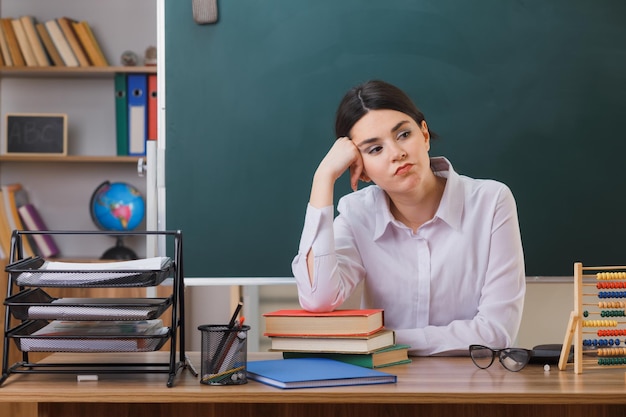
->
<box><xmin>246</xmin><ymin>357</ymin><xmax>397</xmax><ymax>389</ymax></box>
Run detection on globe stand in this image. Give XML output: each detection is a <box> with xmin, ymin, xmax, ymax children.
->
<box><xmin>101</xmin><ymin>236</ymin><xmax>137</xmax><ymax>260</ymax></box>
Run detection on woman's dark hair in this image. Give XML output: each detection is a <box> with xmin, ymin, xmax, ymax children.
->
<box><xmin>335</xmin><ymin>80</ymin><xmax>437</xmax><ymax>139</ymax></box>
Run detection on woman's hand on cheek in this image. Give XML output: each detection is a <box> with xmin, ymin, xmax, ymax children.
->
<box><xmin>317</xmin><ymin>137</ymin><xmax>363</xmax><ymax>189</ymax></box>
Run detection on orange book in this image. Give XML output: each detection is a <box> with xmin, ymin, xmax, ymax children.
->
<box><xmin>77</xmin><ymin>21</ymin><xmax>108</xmax><ymax>66</ymax></box>
<box><xmin>0</xmin><ymin>189</ymin><xmax>12</xmax><ymax>258</ymax></box>
<box><xmin>269</xmin><ymin>328</ymin><xmax>396</xmax><ymax>354</ymax></box>
<box><xmin>1</xmin><ymin>18</ymin><xmax>25</xmax><ymax>66</ymax></box>
<box><xmin>1</xmin><ymin>183</ymin><xmax>35</xmax><ymax>258</ymax></box>
<box><xmin>56</xmin><ymin>17</ymin><xmax>89</xmax><ymax>66</ymax></box>
<box><xmin>0</xmin><ymin>20</ymin><xmax>13</xmax><ymax>66</ymax></box>
<box><xmin>263</xmin><ymin>309</ymin><xmax>384</xmax><ymax>337</ymax></box>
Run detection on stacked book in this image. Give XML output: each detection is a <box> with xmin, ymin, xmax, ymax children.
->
<box><xmin>0</xmin><ymin>15</ymin><xmax>108</xmax><ymax>68</ymax></box>
<box><xmin>263</xmin><ymin>308</ymin><xmax>411</xmax><ymax>369</ymax></box>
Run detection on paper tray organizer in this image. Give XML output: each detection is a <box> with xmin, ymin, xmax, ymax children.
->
<box><xmin>8</xmin><ymin>257</ymin><xmax>173</xmax><ymax>288</ymax></box>
<box><xmin>5</xmin><ymin>288</ymin><xmax>173</xmax><ymax>321</ymax></box>
<box><xmin>1</xmin><ymin>230</ymin><xmax>192</xmax><ymax>388</ymax></box>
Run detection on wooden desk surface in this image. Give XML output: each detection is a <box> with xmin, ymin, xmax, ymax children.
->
<box><xmin>0</xmin><ymin>351</ymin><xmax>625</xmax><ymax>405</ymax></box>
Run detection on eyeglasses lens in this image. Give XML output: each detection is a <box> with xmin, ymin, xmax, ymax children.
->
<box><xmin>499</xmin><ymin>349</ymin><xmax>530</xmax><ymax>372</ymax></box>
<box><xmin>470</xmin><ymin>346</ymin><xmax>494</xmax><ymax>369</ymax></box>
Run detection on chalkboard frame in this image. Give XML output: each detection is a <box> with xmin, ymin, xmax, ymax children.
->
<box><xmin>4</xmin><ymin>113</ymin><xmax>68</xmax><ymax>156</ymax></box>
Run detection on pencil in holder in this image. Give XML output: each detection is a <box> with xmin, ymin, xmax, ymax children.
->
<box><xmin>198</xmin><ymin>324</ymin><xmax>250</xmax><ymax>385</ymax></box>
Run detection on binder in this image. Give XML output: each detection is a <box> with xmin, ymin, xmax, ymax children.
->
<box><xmin>147</xmin><ymin>74</ymin><xmax>158</xmax><ymax>140</ymax></box>
<box><xmin>127</xmin><ymin>74</ymin><xmax>147</xmax><ymax>156</ymax></box>
<box><xmin>114</xmin><ymin>73</ymin><xmax>129</xmax><ymax>156</ymax></box>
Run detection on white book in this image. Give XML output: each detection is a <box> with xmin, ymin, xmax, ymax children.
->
<box><xmin>44</xmin><ymin>19</ymin><xmax>78</xmax><ymax>67</ymax></box>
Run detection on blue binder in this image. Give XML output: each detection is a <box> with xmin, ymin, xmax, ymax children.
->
<box><xmin>127</xmin><ymin>74</ymin><xmax>147</xmax><ymax>156</ymax></box>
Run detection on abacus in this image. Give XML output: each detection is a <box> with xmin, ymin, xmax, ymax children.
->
<box><xmin>559</xmin><ymin>262</ymin><xmax>626</xmax><ymax>373</ymax></box>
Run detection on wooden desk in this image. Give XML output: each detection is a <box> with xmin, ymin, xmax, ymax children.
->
<box><xmin>0</xmin><ymin>352</ymin><xmax>624</xmax><ymax>417</ymax></box>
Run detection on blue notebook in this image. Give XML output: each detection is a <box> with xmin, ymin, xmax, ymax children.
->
<box><xmin>246</xmin><ymin>357</ymin><xmax>397</xmax><ymax>389</ymax></box>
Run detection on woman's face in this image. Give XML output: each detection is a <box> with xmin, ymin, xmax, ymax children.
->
<box><xmin>350</xmin><ymin>109</ymin><xmax>432</xmax><ymax>195</ymax></box>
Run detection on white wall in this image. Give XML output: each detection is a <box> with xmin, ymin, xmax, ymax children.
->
<box><xmin>184</xmin><ymin>278</ymin><xmax>575</xmax><ymax>352</ymax></box>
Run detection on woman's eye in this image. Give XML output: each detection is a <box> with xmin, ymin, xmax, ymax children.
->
<box><xmin>367</xmin><ymin>145</ymin><xmax>383</xmax><ymax>155</ymax></box>
<box><xmin>397</xmin><ymin>130</ymin><xmax>411</xmax><ymax>140</ymax></box>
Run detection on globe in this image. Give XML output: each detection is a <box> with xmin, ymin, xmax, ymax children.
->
<box><xmin>89</xmin><ymin>181</ymin><xmax>145</xmax><ymax>260</ymax></box>
<box><xmin>90</xmin><ymin>181</ymin><xmax>145</xmax><ymax>231</ymax></box>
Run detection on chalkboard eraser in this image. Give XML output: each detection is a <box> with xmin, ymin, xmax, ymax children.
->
<box><xmin>77</xmin><ymin>374</ymin><xmax>98</xmax><ymax>382</ymax></box>
<box><xmin>192</xmin><ymin>0</ymin><xmax>218</xmax><ymax>24</ymax></box>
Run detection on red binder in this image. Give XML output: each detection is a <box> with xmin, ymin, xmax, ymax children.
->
<box><xmin>148</xmin><ymin>74</ymin><xmax>157</xmax><ymax>140</ymax></box>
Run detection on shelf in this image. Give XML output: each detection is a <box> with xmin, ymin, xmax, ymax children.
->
<box><xmin>0</xmin><ymin>66</ymin><xmax>157</xmax><ymax>78</ymax></box>
<box><xmin>0</xmin><ymin>155</ymin><xmax>141</xmax><ymax>163</ymax></box>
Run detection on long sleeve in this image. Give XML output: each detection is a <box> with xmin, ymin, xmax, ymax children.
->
<box><xmin>291</xmin><ymin>204</ymin><xmax>365</xmax><ymax>312</ymax></box>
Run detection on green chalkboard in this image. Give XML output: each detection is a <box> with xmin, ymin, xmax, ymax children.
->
<box><xmin>165</xmin><ymin>0</ymin><xmax>626</xmax><ymax>277</ymax></box>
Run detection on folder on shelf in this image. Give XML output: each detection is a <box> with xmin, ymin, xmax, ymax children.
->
<box><xmin>19</xmin><ymin>16</ymin><xmax>50</xmax><ymax>67</ymax></box>
<box><xmin>1</xmin><ymin>18</ymin><xmax>25</xmax><ymax>67</ymax></box>
<box><xmin>44</xmin><ymin>19</ymin><xmax>78</xmax><ymax>67</ymax></box>
<box><xmin>148</xmin><ymin>74</ymin><xmax>158</xmax><ymax>140</ymax></box>
<box><xmin>115</xmin><ymin>73</ymin><xmax>129</xmax><ymax>156</ymax></box>
<box><xmin>11</xmin><ymin>18</ymin><xmax>37</xmax><ymax>67</ymax></box>
<box><xmin>127</xmin><ymin>74</ymin><xmax>148</xmax><ymax>156</ymax></box>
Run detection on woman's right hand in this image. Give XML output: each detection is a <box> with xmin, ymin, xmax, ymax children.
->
<box><xmin>309</xmin><ymin>137</ymin><xmax>364</xmax><ymax>208</ymax></box>
<box><xmin>319</xmin><ymin>137</ymin><xmax>364</xmax><ymax>191</ymax></box>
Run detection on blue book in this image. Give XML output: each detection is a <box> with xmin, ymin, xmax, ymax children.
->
<box><xmin>246</xmin><ymin>357</ymin><xmax>397</xmax><ymax>389</ymax></box>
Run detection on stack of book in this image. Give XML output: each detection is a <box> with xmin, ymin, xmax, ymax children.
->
<box><xmin>263</xmin><ymin>309</ymin><xmax>411</xmax><ymax>369</ymax></box>
<box><xmin>0</xmin><ymin>15</ymin><xmax>108</xmax><ymax>68</ymax></box>
<box><xmin>0</xmin><ymin>182</ymin><xmax>60</xmax><ymax>260</ymax></box>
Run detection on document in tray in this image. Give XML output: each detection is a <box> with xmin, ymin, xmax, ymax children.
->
<box><xmin>16</xmin><ymin>257</ymin><xmax>170</xmax><ymax>286</ymax></box>
<box><xmin>20</xmin><ymin>320</ymin><xmax>169</xmax><ymax>352</ymax></box>
<box><xmin>27</xmin><ymin>298</ymin><xmax>160</xmax><ymax>320</ymax></box>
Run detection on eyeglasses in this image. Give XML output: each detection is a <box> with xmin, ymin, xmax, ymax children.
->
<box><xmin>469</xmin><ymin>344</ymin><xmax>532</xmax><ymax>372</ymax></box>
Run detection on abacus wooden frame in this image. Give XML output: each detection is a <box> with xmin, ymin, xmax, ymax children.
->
<box><xmin>559</xmin><ymin>262</ymin><xmax>626</xmax><ymax>374</ymax></box>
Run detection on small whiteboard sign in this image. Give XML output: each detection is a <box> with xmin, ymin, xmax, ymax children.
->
<box><xmin>5</xmin><ymin>113</ymin><xmax>68</xmax><ymax>156</ymax></box>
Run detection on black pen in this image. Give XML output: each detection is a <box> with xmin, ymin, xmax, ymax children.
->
<box><xmin>228</xmin><ymin>301</ymin><xmax>243</xmax><ymax>328</ymax></box>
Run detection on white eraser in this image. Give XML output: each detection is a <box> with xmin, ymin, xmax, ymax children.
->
<box><xmin>77</xmin><ymin>375</ymin><xmax>98</xmax><ymax>382</ymax></box>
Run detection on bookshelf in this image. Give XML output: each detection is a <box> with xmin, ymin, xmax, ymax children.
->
<box><xmin>0</xmin><ymin>0</ymin><xmax>157</xmax><ymax>259</ymax></box>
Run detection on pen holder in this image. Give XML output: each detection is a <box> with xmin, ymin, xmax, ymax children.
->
<box><xmin>198</xmin><ymin>324</ymin><xmax>250</xmax><ymax>385</ymax></box>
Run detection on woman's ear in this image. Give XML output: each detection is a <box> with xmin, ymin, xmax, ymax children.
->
<box><xmin>421</xmin><ymin>120</ymin><xmax>431</xmax><ymax>151</ymax></box>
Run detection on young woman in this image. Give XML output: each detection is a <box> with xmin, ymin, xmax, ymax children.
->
<box><xmin>291</xmin><ymin>80</ymin><xmax>526</xmax><ymax>356</ymax></box>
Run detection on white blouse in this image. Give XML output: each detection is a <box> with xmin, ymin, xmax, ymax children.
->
<box><xmin>292</xmin><ymin>157</ymin><xmax>526</xmax><ymax>356</ymax></box>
